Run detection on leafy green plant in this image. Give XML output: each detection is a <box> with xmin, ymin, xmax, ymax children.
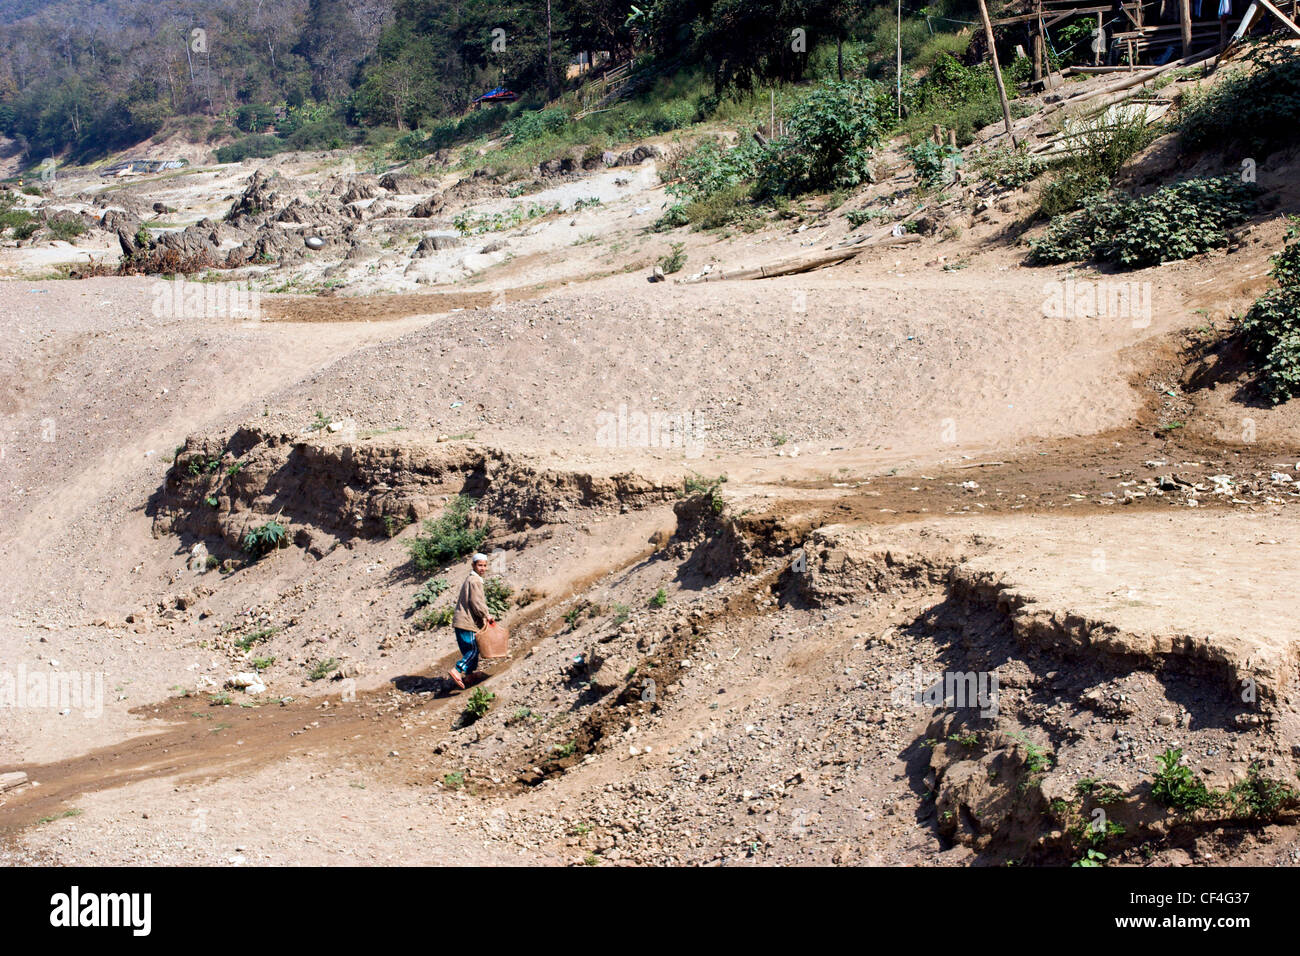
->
<box><xmin>307</xmin><ymin>658</ymin><xmax>339</xmax><ymax>681</ymax></box>
<box><xmin>906</xmin><ymin>140</ymin><xmax>961</xmax><ymax>190</ymax></box>
<box><xmin>974</xmin><ymin>146</ymin><xmax>1046</xmax><ymax>189</ymax></box>
<box><xmin>1228</xmin><ymin>762</ymin><xmax>1300</xmax><ymax>819</ymax></box>
<box><xmin>413</xmin><ymin>577</ymin><xmax>450</xmax><ymax>608</ymax></box>
<box><xmin>1150</xmin><ymin>747</ymin><xmax>1224</xmax><ymax>811</ymax></box>
<box><xmin>242</xmin><ymin>521</ymin><xmax>287</xmax><ymax>557</ymax></box>
<box><xmin>758</xmin><ymin>79</ymin><xmax>890</xmax><ymax>195</ymax></box>
<box><xmin>649</xmin><ymin>588</ymin><xmax>668</xmax><ymax>608</ymax></box>
<box><xmin>482</xmin><ymin>576</ymin><xmax>513</xmax><ymax>618</ymax></box>
<box><xmin>443</xmin><ymin>771</ymin><xmax>465</xmax><ymax>788</ymax></box>
<box><xmin>1008</xmin><ymin>732</ymin><xmax>1053</xmax><ymax>790</ymax></box>
<box><xmin>383</xmin><ymin>514</ymin><xmax>412</xmax><ymax>538</ymax></box>
<box><xmin>406</xmin><ymin>495</ymin><xmax>487</xmax><ymax>573</ymax></box>
<box><xmin>1039</xmin><ymin>107</ymin><xmax>1161</xmax><ymax>217</ymax></box>
<box><xmin>1030</xmin><ymin>177</ymin><xmax>1256</xmax><ymax>267</ymax></box>
<box><xmin>504</xmin><ymin>107</ymin><xmax>569</xmax><ymax>143</ymax></box>
<box><xmin>416</xmin><ymin>606</ymin><xmax>454</xmax><ymax>630</ymax></box>
<box><xmin>235</xmin><ymin>626</ymin><xmax>279</xmax><ymax>651</ymax></box>
<box><xmin>1073</xmin><ymin>848</ymin><xmax>1107</xmax><ymax>868</ymax></box>
<box><xmin>666</xmin><ymin>138</ymin><xmax>767</xmax><ymax>204</ymax></box>
<box><xmin>1239</xmin><ymin>221</ymin><xmax>1300</xmax><ymax>403</ymax></box>
<box><xmin>681</xmin><ymin>472</ymin><xmax>727</xmax><ymax>513</ymax></box>
<box><xmin>658</xmin><ymin>242</ymin><xmax>687</xmax><ymax>274</ymax></box>
<box><xmin>463</xmin><ymin>687</ymin><xmax>495</xmax><ymax>722</ymax></box>
<box><xmin>47</xmin><ymin>216</ymin><xmax>86</xmax><ymax>241</ymax></box>
<box><xmin>1179</xmin><ymin>44</ymin><xmax>1300</xmax><ymax>154</ymax></box>
<box><xmin>845</xmin><ymin>207</ymin><xmax>890</xmax><ymax>228</ymax></box>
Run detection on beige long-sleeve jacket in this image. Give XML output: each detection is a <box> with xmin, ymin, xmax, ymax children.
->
<box><xmin>452</xmin><ymin>571</ymin><xmax>490</xmax><ymax>631</ymax></box>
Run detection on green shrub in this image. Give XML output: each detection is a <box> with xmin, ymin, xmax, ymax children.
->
<box><xmin>416</xmin><ymin>606</ymin><xmax>454</xmax><ymax>630</ymax></box>
<box><xmin>242</xmin><ymin>521</ymin><xmax>287</xmax><ymax>557</ymax></box>
<box><xmin>484</xmin><ymin>576</ymin><xmax>513</xmax><ymax>618</ymax></box>
<box><xmin>1038</xmin><ymin>168</ymin><xmax>1109</xmax><ymax>219</ymax></box>
<box><xmin>406</xmin><ymin>495</ymin><xmax>487</xmax><ymax>573</ymax></box>
<box><xmin>1105</xmin><ymin>177</ymin><xmax>1255</xmax><ymax>267</ymax></box>
<box><xmin>683</xmin><ymin>183</ymin><xmax>758</xmax><ymax>231</ymax></box>
<box><xmin>1039</xmin><ymin>107</ymin><xmax>1160</xmax><ymax>216</ymax></box>
<box><xmin>413</xmin><ymin>577</ymin><xmax>450</xmax><ymax>608</ymax></box>
<box><xmin>649</xmin><ymin>587</ymin><xmax>668</xmax><ymax>608</ymax></box>
<box><xmin>308</xmin><ymin>658</ymin><xmax>339</xmax><ymax>681</ymax></box>
<box><xmin>215</xmin><ymin>134</ymin><xmax>282</xmax><ymax>164</ymax></box>
<box><xmin>658</xmin><ymin>241</ymin><xmax>688</xmax><ymax>272</ymax></box>
<box><xmin>1239</xmin><ymin>290</ymin><xmax>1300</xmax><ymax>403</ymax></box>
<box><xmin>504</xmin><ymin>108</ymin><xmax>569</xmax><ymax>143</ymax></box>
<box><xmin>973</xmin><ymin>146</ymin><xmax>1046</xmax><ymax>190</ymax></box>
<box><xmin>47</xmin><ymin>216</ymin><xmax>86</xmax><ymax>240</ymax></box>
<box><xmin>284</xmin><ymin>118</ymin><xmax>353</xmax><ymax>151</ymax></box>
<box><xmin>1238</xmin><ymin>222</ymin><xmax>1300</xmax><ymax>403</ymax></box>
<box><xmin>845</xmin><ymin>207</ymin><xmax>890</xmax><ymax>228</ymax></box>
<box><xmin>463</xmin><ymin>687</ymin><xmax>495</xmax><ymax>722</ymax></box>
<box><xmin>906</xmin><ymin>140</ymin><xmax>961</xmax><ymax>190</ymax></box>
<box><xmin>1269</xmin><ymin>219</ymin><xmax>1300</xmax><ymax>288</ymax></box>
<box><xmin>758</xmin><ymin>79</ymin><xmax>890</xmax><ymax>194</ymax></box>
<box><xmin>1228</xmin><ymin>762</ymin><xmax>1300</xmax><ymax>819</ymax></box>
<box><xmin>653</xmin><ymin>202</ymin><xmax>690</xmax><ymax>231</ymax></box>
<box><xmin>667</xmin><ymin>138</ymin><xmax>768</xmax><ymax>203</ymax></box>
<box><xmin>1030</xmin><ymin>176</ymin><xmax>1256</xmax><ymax>267</ymax></box>
<box><xmin>0</xmin><ymin>199</ymin><xmax>37</xmax><ymax>238</ymax></box>
<box><xmin>1179</xmin><ymin>44</ymin><xmax>1300</xmax><ymax>154</ymax></box>
<box><xmin>234</xmin><ymin>103</ymin><xmax>277</xmax><ymax>133</ymax></box>
<box><xmin>1150</xmin><ymin>747</ymin><xmax>1224</xmax><ymax>811</ymax></box>
<box><xmin>901</xmin><ymin>54</ymin><xmax>1026</xmax><ymax>146</ymax></box>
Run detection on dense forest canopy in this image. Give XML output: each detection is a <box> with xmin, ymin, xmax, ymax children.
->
<box><xmin>0</xmin><ymin>0</ymin><xmax>990</xmax><ymax>163</ymax></box>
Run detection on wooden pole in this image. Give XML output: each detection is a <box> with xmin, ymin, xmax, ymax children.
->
<box><xmin>897</xmin><ymin>0</ymin><xmax>903</xmax><ymax>120</ymax></box>
<box><xmin>1032</xmin><ymin>0</ymin><xmax>1045</xmax><ymax>84</ymax></box>
<box><xmin>1095</xmin><ymin>12</ymin><xmax>1104</xmax><ymax>65</ymax></box>
<box><xmin>1180</xmin><ymin>0</ymin><xmax>1193</xmax><ymax>56</ymax></box>
<box><xmin>976</xmin><ymin>0</ymin><xmax>1017</xmax><ymax>145</ymax></box>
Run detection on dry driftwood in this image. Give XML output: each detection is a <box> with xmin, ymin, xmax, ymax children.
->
<box><xmin>678</xmin><ymin>232</ymin><xmax>923</xmax><ymax>283</ymax></box>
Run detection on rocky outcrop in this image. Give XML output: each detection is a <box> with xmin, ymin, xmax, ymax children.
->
<box><xmin>151</xmin><ymin>429</ymin><xmax>679</xmax><ymax>558</ymax></box>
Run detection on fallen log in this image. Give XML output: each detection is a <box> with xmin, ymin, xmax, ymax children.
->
<box><xmin>678</xmin><ymin>233</ymin><xmax>923</xmax><ymax>282</ymax></box>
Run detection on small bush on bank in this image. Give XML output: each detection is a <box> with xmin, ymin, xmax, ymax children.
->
<box><xmin>1029</xmin><ymin>176</ymin><xmax>1256</xmax><ymax>267</ymax></box>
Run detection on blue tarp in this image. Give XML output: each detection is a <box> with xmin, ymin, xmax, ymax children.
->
<box><xmin>475</xmin><ymin>87</ymin><xmax>519</xmax><ymax>103</ymax></box>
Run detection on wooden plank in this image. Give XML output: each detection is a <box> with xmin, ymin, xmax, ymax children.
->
<box><xmin>0</xmin><ymin>771</ymin><xmax>28</xmax><ymax>792</ymax></box>
<box><xmin>1255</xmin><ymin>0</ymin><xmax>1300</xmax><ymax>35</ymax></box>
<box><xmin>993</xmin><ymin>5</ymin><xmax>1109</xmax><ymax>25</ymax></box>
<box><xmin>977</xmin><ymin>0</ymin><xmax>1018</xmax><ymax>145</ymax></box>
